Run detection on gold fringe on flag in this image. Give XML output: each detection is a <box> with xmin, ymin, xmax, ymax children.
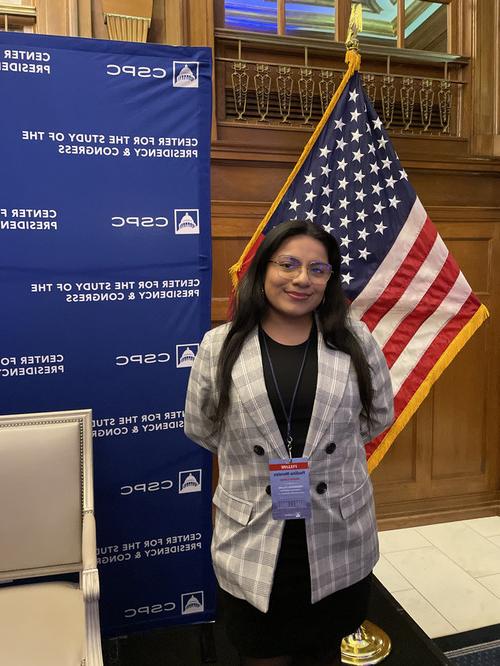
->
<box><xmin>367</xmin><ymin>303</ymin><xmax>490</xmax><ymax>474</ymax></box>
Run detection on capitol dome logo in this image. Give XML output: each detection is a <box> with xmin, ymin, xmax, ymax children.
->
<box><xmin>173</xmin><ymin>61</ymin><xmax>199</xmax><ymax>88</ymax></box>
<box><xmin>176</xmin><ymin>343</ymin><xmax>199</xmax><ymax>368</ymax></box>
<box><xmin>174</xmin><ymin>209</ymin><xmax>200</xmax><ymax>235</ymax></box>
<box><xmin>181</xmin><ymin>591</ymin><xmax>204</xmax><ymax>615</ymax></box>
<box><xmin>178</xmin><ymin>469</ymin><xmax>202</xmax><ymax>494</ymax></box>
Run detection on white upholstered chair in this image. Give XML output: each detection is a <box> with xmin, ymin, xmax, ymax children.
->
<box><xmin>0</xmin><ymin>409</ymin><xmax>103</xmax><ymax>666</ymax></box>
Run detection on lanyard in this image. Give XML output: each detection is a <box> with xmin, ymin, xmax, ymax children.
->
<box><xmin>262</xmin><ymin>330</ymin><xmax>311</xmax><ymax>460</ymax></box>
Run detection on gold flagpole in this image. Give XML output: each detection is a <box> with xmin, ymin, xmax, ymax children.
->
<box><xmin>340</xmin><ymin>5</ymin><xmax>392</xmax><ymax>664</ymax></box>
<box><xmin>341</xmin><ymin>620</ymin><xmax>391</xmax><ymax>665</ymax></box>
<box><xmin>345</xmin><ymin>1</ymin><xmax>363</xmax><ymax>50</ymax></box>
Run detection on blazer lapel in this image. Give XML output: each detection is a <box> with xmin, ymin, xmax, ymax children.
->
<box><xmin>303</xmin><ymin>332</ymin><xmax>352</xmax><ymax>458</ymax></box>
<box><xmin>232</xmin><ymin>328</ymin><xmax>289</xmax><ymax>459</ymax></box>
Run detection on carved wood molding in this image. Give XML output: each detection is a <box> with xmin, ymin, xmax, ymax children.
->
<box><xmin>0</xmin><ymin>1</ymin><xmax>35</xmax><ymax>30</ymax></box>
<box><xmin>427</xmin><ymin>206</ymin><xmax>500</xmax><ymax>222</ymax></box>
<box><xmin>377</xmin><ymin>492</ymin><xmax>500</xmax><ymax>530</ymax></box>
<box><xmin>0</xmin><ymin>3</ymin><xmax>36</xmax><ymax>18</ymax></box>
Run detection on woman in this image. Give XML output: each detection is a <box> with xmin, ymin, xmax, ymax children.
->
<box><xmin>184</xmin><ymin>220</ymin><xmax>394</xmax><ymax>666</ymax></box>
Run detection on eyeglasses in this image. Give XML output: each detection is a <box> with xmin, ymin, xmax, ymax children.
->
<box><xmin>269</xmin><ymin>256</ymin><xmax>333</xmax><ymax>283</ymax></box>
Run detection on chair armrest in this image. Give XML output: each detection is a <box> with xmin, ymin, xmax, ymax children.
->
<box><xmin>82</xmin><ymin>567</ymin><xmax>100</xmax><ymax>602</ymax></box>
<box><xmin>82</xmin><ymin>510</ymin><xmax>97</xmax><ymax>570</ymax></box>
<box><xmin>82</xmin><ymin>511</ymin><xmax>99</xmax><ymax>602</ymax></box>
<box><xmin>82</xmin><ymin>511</ymin><xmax>104</xmax><ymax>666</ymax></box>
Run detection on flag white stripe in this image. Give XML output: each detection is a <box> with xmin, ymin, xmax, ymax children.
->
<box><xmin>350</xmin><ymin>197</ymin><xmax>427</xmax><ymax>320</ymax></box>
<box><xmin>372</xmin><ymin>234</ymin><xmax>450</xmax><ymax>347</ymax></box>
<box><xmin>390</xmin><ymin>272</ymin><xmax>472</xmax><ymax>394</ymax></box>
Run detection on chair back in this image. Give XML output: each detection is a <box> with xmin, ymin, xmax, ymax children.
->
<box><xmin>0</xmin><ymin>410</ymin><xmax>94</xmax><ymax>581</ymax></box>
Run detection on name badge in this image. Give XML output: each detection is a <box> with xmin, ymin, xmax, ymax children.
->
<box><xmin>269</xmin><ymin>457</ymin><xmax>311</xmax><ymax>520</ymax></box>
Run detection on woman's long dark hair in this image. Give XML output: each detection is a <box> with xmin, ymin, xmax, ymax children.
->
<box><xmin>214</xmin><ymin>220</ymin><xmax>374</xmax><ymax>429</ymax></box>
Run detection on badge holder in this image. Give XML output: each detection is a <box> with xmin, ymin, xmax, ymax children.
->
<box><xmin>269</xmin><ymin>458</ymin><xmax>311</xmax><ymax>520</ymax></box>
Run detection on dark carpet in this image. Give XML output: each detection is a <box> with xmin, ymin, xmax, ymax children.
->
<box><xmin>446</xmin><ymin>645</ymin><xmax>500</xmax><ymax>665</ymax></box>
<box><xmin>436</xmin><ymin>624</ymin><xmax>500</xmax><ymax>666</ymax></box>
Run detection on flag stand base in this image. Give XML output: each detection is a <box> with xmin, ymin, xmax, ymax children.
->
<box><xmin>341</xmin><ymin>621</ymin><xmax>391</xmax><ymax>664</ymax></box>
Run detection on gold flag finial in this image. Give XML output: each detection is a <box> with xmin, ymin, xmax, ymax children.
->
<box><xmin>346</xmin><ymin>3</ymin><xmax>363</xmax><ymax>52</ymax></box>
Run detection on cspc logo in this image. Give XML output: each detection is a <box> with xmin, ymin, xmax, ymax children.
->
<box><xmin>174</xmin><ymin>209</ymin><xmax>199</xmax><ymax>235</ymax></box>
<box><xmin>179</xmin><ymin>469</ymin><xmax>202</xmax><ymax>494</ymax></box>
<box><xmin>120</xmin><ymin>480</ymin><xmax>173</xmax><ymax>496</ymax></box>
<box><xmin>181</xmin><ymin>591</ymin><xmax>204</xmax><ymax>615</ymax></box>
<box><xmin>124</xmin><ymin>601</ymin><xmax>176</xmax><ymax>619</ymax></box>
<box><xmin>120</xmin><ymin>471</ymin><xmax>201</xmax><ymax>497</ymax></box>
<box><xmin>111</xmin><ymin>216</ymin><xmax>168</xmax><ymax>229</ymax></box>
<box><xmin>106</xmin><ymin>63</ymin><xmax>167</xmax><ymax>79</ymax></box>
<box><xmin>176</xmin><ymin>344</ymin><xmax>199</xmax><ymax>368</ymax></box>
<box><xmin>124</xmin><ymin>592</ymin><xmax>204</xmax><ymax>620</ymax></box>
<box><xmin>173</xmin><ymin>61</ymin><xmax>199</xmax><ymax>88</ymax></box>
<box><xmin>115</xmin><ymin>352</ymin><xmax>170</xmax><ymax>366</ymax></box>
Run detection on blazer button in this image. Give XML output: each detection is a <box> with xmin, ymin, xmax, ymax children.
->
<box><xmin>325</xmin><ymin>442</ymin><xmax>336</xmax><ymax>454</ymax></box>
<box><xmin>265</xmin><ymin>485</ymin><xmax>271</xmax><ymax>495</ymax></box>
<box><xmin>253</xmin><ymin>445</ymin><xmax>265</xmax><ymax>456</ymax></box>
<box><xmin>316</xmin><ymin>482</ymin><xmax>327</xmax><ymax>495</ymax></box>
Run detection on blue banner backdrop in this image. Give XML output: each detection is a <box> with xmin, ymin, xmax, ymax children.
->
<box><xmin>0</xmin><ymin>32</ymin><xmax>215</xmax><ymax>635</ymax></box>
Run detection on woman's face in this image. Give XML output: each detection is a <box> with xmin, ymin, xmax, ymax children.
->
<box><xmin>263</xmin><ymin>234</ymin><xmax>330</xmax><ymax>320</ymax></box>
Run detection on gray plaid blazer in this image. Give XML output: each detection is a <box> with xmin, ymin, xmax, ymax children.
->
<box><xmin>184</xmin><ymin>318</ymin><xmax>394</xmax><ymax>612</ymax></box>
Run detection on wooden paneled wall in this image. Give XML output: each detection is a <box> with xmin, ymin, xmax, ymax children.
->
<box><xmin>30</xmin><ymin>0</ymin><xmax>500</xmax><ymax>526</ymax></box>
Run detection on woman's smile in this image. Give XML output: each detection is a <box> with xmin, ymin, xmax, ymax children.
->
<box><xmin>285</xmin><ymin>290</ymin><xmax>313</xmax><ymax>301</ymax></box>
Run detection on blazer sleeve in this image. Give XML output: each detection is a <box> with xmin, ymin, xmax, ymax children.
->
<box><xmin>355</xmin><ymin>321</ymin><xmax>395</xmax><ymax>444</ymax></box>
<box><xmin>184</xmin><ymin>330</ymin><xmax>220</xmax><ymax>453</ymax></box>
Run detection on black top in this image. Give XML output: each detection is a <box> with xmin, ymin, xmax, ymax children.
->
<box><xmin>258</xmin><ymin>323</ymin><xmax>318</xmax><ymax>604</ymax></box>
<box><xmin>258</xmin><ymin>323</ymin><xmax>318</xmax><ymax>459</ymax></box>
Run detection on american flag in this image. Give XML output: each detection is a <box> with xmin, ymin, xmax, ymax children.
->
<box><xmin>231</xmin><ymin>63</ymin><xmax>489</xmax><ymax>472</ymax></box>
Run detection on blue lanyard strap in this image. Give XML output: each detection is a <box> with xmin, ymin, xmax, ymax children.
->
<box><xmin>262</xmin><ymin>330</ymin><xmax>311</xmax><ymax>460</ymax></box>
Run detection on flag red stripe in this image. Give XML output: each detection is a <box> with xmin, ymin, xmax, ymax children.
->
<box><xmin>362</xmin><ymin>217</ymin><xmax>437</xmax><ymax>331</ymax></box>
<box><xmin>365</xmin><ymin>292</ymin><xmax>481</xmax><ymax>461</ymax></box>
<box><xmin>393</xmin><ymin>293</ymin><xmax>481</xmax><ymax>416</ymax></box>
<box><xmin>382</xmin><ymin>256</ymin><xmax>461</xmax><ymax>368</ymax></box>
